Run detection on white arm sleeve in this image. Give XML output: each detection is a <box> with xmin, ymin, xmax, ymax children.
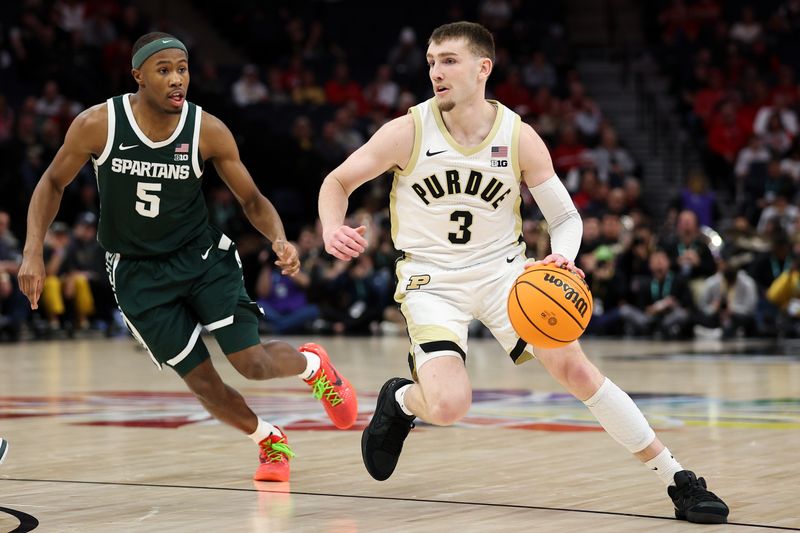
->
<box><xmin>529</xmin><ymin>175</ymin><xmax>582</xmax><ymax>261</ymax></box>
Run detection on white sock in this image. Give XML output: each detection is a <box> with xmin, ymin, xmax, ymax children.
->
<box><xmin>248</xmin><ymin>418</ymin><xmax>281</xmax><ymax>444</ymax></box>
<box><xmin>394</xmin><ymin>384</ymin><xmax>413</xmax><ymax>416</ymax></box>
<box><xmin>645</xmin><ymin>447</ymin><xmax>683</xmax><ymax>486</ymax></box>
<box><xmin>298</xmin><ymin>351</ymin><xmax>321</xmax><ymax>380</ymax></box>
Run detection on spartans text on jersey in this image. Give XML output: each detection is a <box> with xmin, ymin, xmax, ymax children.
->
<box><xmin>110</xmin><ymin>157</ymin><xmax>192</xmax><ymax>180</ymax></box>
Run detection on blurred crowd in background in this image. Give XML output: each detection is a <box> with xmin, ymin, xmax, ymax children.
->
<box><xmin>0</xmin><ymin>0</ymin><xmax>798</xmax><ymax>343</ymax></box>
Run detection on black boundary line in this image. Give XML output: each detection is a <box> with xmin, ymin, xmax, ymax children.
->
<box><xmin>2</xmin><ymin>477</ymin><xmax>797</xmax><ymax>531</ymax></box>
<box><xmin>0</xmin><ymin>505</ymin><xmax>39</xmax><ymax>533</ymax></box>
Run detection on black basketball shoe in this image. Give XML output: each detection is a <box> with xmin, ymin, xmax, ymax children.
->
<box><xmin>668</xmin><ymin>470</ymin><xmax>729</xmax><ymax>524</ymax></box>
<box><xmin>361</xmin><ymin>377</ymin><xmax>416</xmax><ymax>481</ymax></box>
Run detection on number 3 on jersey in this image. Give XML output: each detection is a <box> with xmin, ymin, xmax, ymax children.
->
<box><xmin>448</xmin><ymin>210</ymin><xmax>473</xmax><ymax>244</ymax></box>
<box><xmin>136</xmin><ymin>182</ymin><xmax>161</xmax><ymax>218</ymax></box>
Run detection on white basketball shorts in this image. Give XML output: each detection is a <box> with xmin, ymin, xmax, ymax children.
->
<box><xmin>394</xmin><ymin>245</ymin><xmax>536</xmax><ymax>377</ymax></box>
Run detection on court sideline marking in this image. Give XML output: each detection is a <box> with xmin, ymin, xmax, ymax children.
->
<box><xmin>1</xmin><ymin>477</ymin><xmax>797</xmax><ymax>531</ymax></box>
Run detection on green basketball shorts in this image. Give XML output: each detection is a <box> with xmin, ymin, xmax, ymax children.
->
<box><xmin>105</xmin><ymin>225</ymin><xmax>263</xmax><ymax>376</ymax></box>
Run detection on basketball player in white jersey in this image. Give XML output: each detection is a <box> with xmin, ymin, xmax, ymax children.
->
<box><xmin>318</xmin><ymin>21</ymin><xmax>728</xmax><ymax>523</ymax></box>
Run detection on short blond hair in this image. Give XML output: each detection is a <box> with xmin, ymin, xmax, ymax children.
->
<box><xmin>429</xmin><ymin>21</ymin><xmax>495</xmax><ymax>61</ymax></box>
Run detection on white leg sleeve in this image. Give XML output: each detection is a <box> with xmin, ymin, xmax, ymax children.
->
<box><xmin>583</xmin><ymin>378</ymin><xmax>656</xmax><ymax>453</ymax></box>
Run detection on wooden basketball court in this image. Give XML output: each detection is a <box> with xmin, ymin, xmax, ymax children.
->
<box><xmin>1</xmin><ymin>334</ymin><xmax>799</xmax><ymax>532</ymax></box>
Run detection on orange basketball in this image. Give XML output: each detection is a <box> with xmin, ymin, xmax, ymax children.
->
<box><xmin>507</xmin><ymin>265</ymin><xmax>593</xmax><ymax>348</ymax></box>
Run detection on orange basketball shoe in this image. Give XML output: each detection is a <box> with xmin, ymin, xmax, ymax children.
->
<box><xmin>300</xmin><ymin>342</ymin><xmax>358</xmax><ymax>429</ymax></box>
<box><xmin>254</xmin><ymin>432</ymin><xmax>295</xmax><ymax>482</ymax></box>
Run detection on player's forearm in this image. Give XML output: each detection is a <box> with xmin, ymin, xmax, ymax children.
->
<box><xmin>24</xmin><ymin>176</ymin><xmax>65</xmax><ymax>257</ymax></box>
<box><xmin>318</xmin><ymin>176</ymin><xmax>349</xmax><ymax>234</ymax></box>
<box><xmin>241</xmin><ymin>194</ymin><xmax>286</xmax><ymax>243</ymax></box>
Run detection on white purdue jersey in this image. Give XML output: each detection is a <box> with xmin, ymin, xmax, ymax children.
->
<box><xmin>390</xmin><ymin>98</ymin><xmax>524</xmax><ymax>268</ymax></box>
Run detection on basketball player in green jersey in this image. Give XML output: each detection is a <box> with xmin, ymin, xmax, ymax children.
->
<box><xmin>319</xmin><ymin>21</ymin><xmax>729</xmax><ymax>523</ymax></box>
<box><xmin>18</xmin><ymin>32</ymin><xmax>357</xmax><ymax>482</ymax></box>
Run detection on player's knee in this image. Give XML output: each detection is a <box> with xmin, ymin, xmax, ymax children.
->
<box><xmin>427</xmin><ymin>393</ymin><xmax>471</xmax><ymax>426</ymax></box>
<box><xmin>564</xmin><ymin>356</ymin><xmax>602</xmax><ymax>393</ymax></box>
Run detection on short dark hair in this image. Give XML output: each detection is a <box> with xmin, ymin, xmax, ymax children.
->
<box><xmin>429</xmin><ymin>21</ymin><xmax>495</xmax><ymax>62</ymax></box>
<box><xmin>132</xmin><ymin>32</ymin><xmax>178</xmax><ymax>57</ymax></box>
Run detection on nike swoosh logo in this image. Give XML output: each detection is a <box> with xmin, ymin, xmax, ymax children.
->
<box><xmin>201</xmin><ymin>245</ymin><xmax>212</xmax><ymax>260</ymax></box>
<box><xmin>426</xmin><ymin>149</ymin><xmax>446</xmax><ymax>157</ymax></box>
<box><xmin>119</xmin><ymin>143</ymin><xmax>138</xmax><ymax>151</ymax></box>
<box><xmin>161</xmin><ymin>39</ymin><xmax>173</xmax><ymax>44</ymax></box>
<box><xmin>330</xmin><ymin>367</ymin><xmax>343</xmax><ymax>387</ymax></box>
<box><xmin>506</xmin><ymin>256</ymin><xmax>516</xmax><ymax>263</ymax></box>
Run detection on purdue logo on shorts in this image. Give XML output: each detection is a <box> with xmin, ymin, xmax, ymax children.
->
<box><xmin>406</xmin><ymin>275</ymin><xmax>431</xmax><ymax>290</ymax></box>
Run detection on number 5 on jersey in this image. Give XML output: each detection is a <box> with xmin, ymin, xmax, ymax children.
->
<box><xmin>136</xmin><ymin>182</ymin><xmax>161</xmax><ymax>218</ymax></box>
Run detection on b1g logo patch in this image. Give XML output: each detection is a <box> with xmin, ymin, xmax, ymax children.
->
<box><xmin>490</xmin><ymin>159</ymin><xmax>508</xmax><ymax>167</ymax></box>
<box><xmin>406</xmin><ymin>275</ymin><xmax>431</xmax><ymax>290</ymax></box>
<box><xmin>174</xmin><ymin>154</ymin><xmax>189</xmax><ymax>161</ymax></box>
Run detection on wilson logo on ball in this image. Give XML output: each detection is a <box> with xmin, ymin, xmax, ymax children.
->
<box><xmin>543</xmin><ymin>273</ymin><xmax>590</xmax><ymax>318</ymax></box>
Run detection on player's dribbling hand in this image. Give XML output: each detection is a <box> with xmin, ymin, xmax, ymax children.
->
<box><xmin>527</xmin><ymin>253</ymin><xmax>586</xmax><ymax>279</ymax></box>
<box><xmin>18</xmin><ymin>255</ymin><xmax>46</xmax><ymax>309</ymax></box>
<box><xmin>272</xmin><ymin>239</ymin><xmax>300</xmax><ymax>276</ymax></box>
<box><xmin>323</xmin><ymin>225</ymin><xmax>367</xmax><ymax>261</ymax></box>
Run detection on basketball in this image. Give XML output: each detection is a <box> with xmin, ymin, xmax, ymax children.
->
<box><xmin>507</xmin><ymin>265</ymin><xmax>593</xmax><ymax>348</ymax></box>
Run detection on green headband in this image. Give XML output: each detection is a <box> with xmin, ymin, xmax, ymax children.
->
<box><xmin>132</xmin><ymin>37</ymin><xmax>188</xmax><ymax>69</ymax></box>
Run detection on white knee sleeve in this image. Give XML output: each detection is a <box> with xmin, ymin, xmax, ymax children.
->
<box><xmin>583</xmin><ymin>378</ymin><xmax>655</xmax><ymax>453</ymax></box>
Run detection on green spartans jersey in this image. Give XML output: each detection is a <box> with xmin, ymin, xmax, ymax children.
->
<box><xmin>92</xmin><ymin>94</ymin><xmax>207</xmax><ymax>256</ymax></box>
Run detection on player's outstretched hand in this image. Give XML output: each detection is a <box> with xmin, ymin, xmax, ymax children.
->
<box><xmin>272</xmin><ymin>239</ymin><xmax>300</xmax><ymax>276</ymax></box>
<box><xmin>323</xmin><ymin>225</ymin><xmax>367</xmax><ymax>261</ymax></box>
<box><xmin>526</xmin><ymin>253</ymin><xmax>586</xmax><ymax>279</ymax></box>
<box><xmin>18</xmin><ymin>255</ymin><xmax>46</xmax><ymax>309</ymax></box>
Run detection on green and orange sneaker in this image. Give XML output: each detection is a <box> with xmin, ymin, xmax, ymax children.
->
<box><xmin>254</xmin><ymin>432</ymin><xmax>295</xmax><ymax>482</ymax></box>
<box><xmin>300</xmin><ymin>342</ymin><xmax>358</xmax><ymax>429</ymax></box>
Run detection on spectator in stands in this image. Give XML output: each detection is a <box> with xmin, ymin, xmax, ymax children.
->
<box><xmin>364</xmin><ymin>64</ymin><xmax>400</xmax><ymax>113</ymax></box>
<box><xmin>332</xmin><ymin>106</ymin><xmax>365</xmax><ymax>156</ymax></box>
<box><xmin>662</xmin><ymin>209</ymin><xmax>716</xmax><ymax>282</ymax></box>
<box><xmin>320</xmin><ymin>254</ymin><xmax>385</xmax><ymax>335</ymax></box>
<box><xmin>766</xmin><ymin>241</ymin><xmax>800</xmax><ymax>337</ymax></box>
<box><xmin>729</xmin><ymin>6</ymin><xmax>763</xmax><ymax>49</ymax></box>
<box><xmin>527</xmin><ymin>87</ymin><xmax>563</xmax><ymax>144</ymax></box>
<box><xmin>566</xmin><ymin>81</ymin><xmax>602</xmax><ymax>146</ymax></box>
<box><xmin>387</xmin><ymin>26</ymin><xmax>424</xmax><ymax>87</ymax></box>
<box><xmin>551</xmin><ymin>124</ymin><xmax>589</xmax><ymax>178</ymax></box>
<box><xmin>757</xmin><ymin>192</ymin><xmax>799</xmax><ymax>235</ymax></box>
<box><xmin>706</xmin><ymin>100</ymin><xmax>747</xmax><ymax>192</ymax></box>
<box><xmin>255</xmin><ymin>248</ymin><xmax>320</xmax><ymax>334</ymax></box>
<box><xmin>734</xmin><ymin>134</ymin><xmax>771</xmax><ymax>201</ymax></box>
<box><xmin>668</xmin><ymin>169</ymin><xmax>720</xmax><ymax>228</ymax></box>
<box><xmin>292</xmin><ymin>69</ymin><xmax>326</xmax><ymax>107</ymax></box>
<box><xmin>325</xmin><ymin>62</ymin><xmax>366</xmax><ymax>112</ymax></box>
<box><xmin>762</xmin><ymin>112</ymin><xmax>794</xmax><ymax>156</ymax></box>
<box><xmin>583</xmin><ymin>244</ymin><xmax>630</xmax><ymax>336</ymax></box>
<box><xmin>493</xmin><ymin>67</ymin><xmax>531</xmax><ymax>113</ymax></box>
<box><xmin>694</xmin><ymin>248</ymin><xmax>758</xmax><ymax>338</ymax></box>
<box><xmin>0</xmin><ymin>268</ymin><xmax>28</xmax><ymax>342</ymax></box>
<box><xmin>590</xmin><ymin>125</ymin><xmax>636</xmax><ymax>186</ymax></box>
<box><xmin>753</xmin><ymin>93</ymin><xmax>798</xmax><ymax>137</ymax></box>
<box><xmin>35</xmin><ymin>80</ymin><xmax>66</xmax><ymax>118</ymax></box>
<box><xmin>780</xmin><ymin>139</ymin><xmax>800</xmax><ymax>181</ymax></box>
<box><xmin>60</xmin><ymin>212</ymin><xmax>115</xmax><ymax>334</ymax></box>
<box><xmin>749</xmin><ymin>230</ymin><xmax>793</xmax><ymax>336</ymax></box>
<box><xmin>521</xmin><ymin>51</ymin><xmax>557</xmax><ymax>92</ymax></box>
<box><xmin>232</xmin><ymin>64</ymin><xmax>268</xmax><ymax>107</ymax></box>
<box><xmin>621</xmin><ymin>249</ymin><xmax>694</xmax><ymax>339</ymax></box>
